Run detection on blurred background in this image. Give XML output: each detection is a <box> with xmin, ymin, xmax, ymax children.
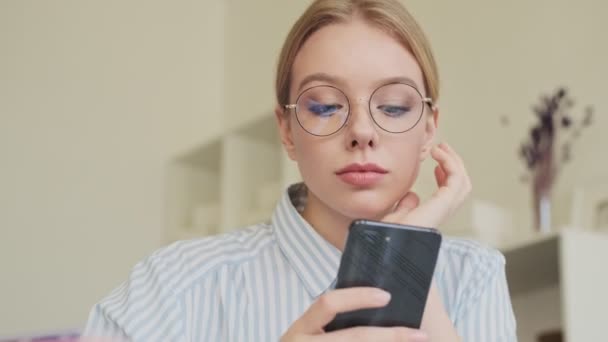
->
<box><xmin>1</xmin><ymin>0</ymin><xmax>606</xmax><ymax>341</ymax></box>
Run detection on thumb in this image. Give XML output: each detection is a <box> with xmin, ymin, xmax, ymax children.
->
<box><xmin>434</xmin><ymin>165</ymin><xmax>447</xmax><ymax>188</ymax></box>
<box><xmin>393</xmin><ymin>191</ymin><xmax>420</xmax><ymax>215</ymax></box>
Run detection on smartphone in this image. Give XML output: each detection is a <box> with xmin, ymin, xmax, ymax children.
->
<box><xmin>324</xmin><ymin>219</ymin><xmax>442</xmax><ymax>332</ymax></box>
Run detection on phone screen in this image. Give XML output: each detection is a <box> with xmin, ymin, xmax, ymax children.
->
<box><xmin>324</xmin><ymin>219</ymin><xmax>442</xmax><ymax>332</ymax></box>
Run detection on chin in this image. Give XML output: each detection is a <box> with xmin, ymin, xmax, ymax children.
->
<box><xmin>334</xmin><ymin>190</ymin><xmax>395</xmax><ymax>221</ymax></box>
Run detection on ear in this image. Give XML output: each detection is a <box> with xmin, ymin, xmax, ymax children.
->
<box><xmin>419</xmin><ymin>107</ymin><xmax>439</xmax><ymax>161</ymax></box>
<box><xmin>275</xmin><ymin>104</ymin><xmax>297</xmax><ymax>161</ymax></box>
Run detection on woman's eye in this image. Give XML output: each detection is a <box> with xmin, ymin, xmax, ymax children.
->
<box><xmin>308</xmin><ymin>102</ymin><xmax>343</xmax><ymax>117</ymax></box>
<box><xmin>378</xmin><ymin>105</ymin><xmax>410</xmax><ymax>117</ymax></box>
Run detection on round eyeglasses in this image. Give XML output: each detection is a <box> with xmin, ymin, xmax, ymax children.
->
<box><xmin>283</xmin><ymin>83</ymin><xmax>435</xmax><ymax>136</ymax></box>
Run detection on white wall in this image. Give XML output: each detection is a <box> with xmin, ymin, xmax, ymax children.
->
<box><xmin>223</xmin><ymin>0</ymin><xmax>310</xmax><ymax>129</ymax></box>
<box><xmin>404</xmin><ymin>0</ymin><xmax>607</xmax><ymax>235</ymax></box>
<box><xmin>0</xmin><ymin>0</ymin><xmax>224</xmax><ymax>336</ymax></box>
<box><xmin>1</xmin><ymin>0</ymin><xmax>606</xmax><ymax>337</ymax></box>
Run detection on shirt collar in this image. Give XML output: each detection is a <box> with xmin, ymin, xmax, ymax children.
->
<box><xmin>271</xmin><ymin>183</ymin><xmax>342</xmax><ymax>298</ymax></box>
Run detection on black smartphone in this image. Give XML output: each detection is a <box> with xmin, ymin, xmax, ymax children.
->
<box><xmin>324</xmin><ymin>219</ymin><xmax>442</xmax><ymax>332</ymax></box>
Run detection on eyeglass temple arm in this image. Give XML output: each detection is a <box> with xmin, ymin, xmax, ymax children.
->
<box><xmin>423</xmin><ymin>98</ymin><xmax>438</xmax><ymax>111</ymax></box>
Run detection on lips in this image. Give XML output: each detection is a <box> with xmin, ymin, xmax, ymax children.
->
<box><xmin>336</xmin><ymin>163</ymin><xmax>388</xmax><ymax>174</ymax></box>
<box><xmin>335</xmin><ymin>163</ymin><xmax>388</xmax><ymax>186</ymax></box>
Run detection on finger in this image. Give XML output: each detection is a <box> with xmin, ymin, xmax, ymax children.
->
<box><xmin>401</xmin><ymin>172</ymin><xmax>453</xmax><ymax>227</ymax></box>
<box><xmin>290</xmin><ymin>287</ymin><xmax>391</xmax><ymax>334</ymax></box>
<box><xmin>393</xmin><ymin>191</ymin><xmax>420</xmax><ymax>214</ymax></box>
<box><xmin>401</xmin><ymin>145</ymin><xmax>470</xmax><ymax>228</ymax></box>
<box><xmin>387</xmin><ymin>191</ymin><xmax>420</xmax><ymax>223</ymax></box>
<box><xmin>431</xmin><ymin>145</ymin><xmax>460</xmax><ymax>176</ymax></box>
<box><xmin>440</xmin><ymin>143</ymin><xmax>464</xmax><ymax>169</ymax></box>
<box><xmin>430</xmin><ymin>145</ymin><xmax>462</xmax><ymax>189</ymax></box>
<box><xmin>318</xmin><ymin>326</ymin><xmax>429</xmax><ymax>342</ymax></box>
<box><xmin>439</xmin><ymin>143</ymin><xmax>472</xmax><ymax>192</ymax></box>
<box><xmin>434</xmin><ymin>165</ymin><xmax>447</xmax><ymax>188</ymax></box>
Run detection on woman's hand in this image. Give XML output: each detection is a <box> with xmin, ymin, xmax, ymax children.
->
<box><xmin>380</xmin><ymin>142</ymin><xmax>468</xmax><ymax>341</ymax></box>
<box><xmin>281</xmin><ymin>287</ymin><xmax>429</xmax><ymax>342</ymax></box>
<box><xmin>384</xmin><ymin>143</ymin><xmax>472</xmax><ymax>229</ymax></box>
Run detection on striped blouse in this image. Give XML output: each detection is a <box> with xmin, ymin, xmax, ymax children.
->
<box><xmin>84</xmin><ymin>184</ymin><xmax>517</xmax><ymax>341</ymax></box>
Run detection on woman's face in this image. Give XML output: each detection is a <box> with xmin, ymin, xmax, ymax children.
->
<box><xmin>276</xmin><ymin>18</ymin><xmax>437</xmax><ymax>220</ymax></box>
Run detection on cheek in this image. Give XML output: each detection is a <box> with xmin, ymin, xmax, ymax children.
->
<box><xmin>291</xmin><ymin>128</ymin><xmax>328</xmax><ymax>166</ymax></box>
<box><xmin>384</xmin><ymin>135</ymin><xmax>425</xmax><ymax>186</ymax></box>
<box><xmin>387</xmin><ymin>132</ymin><xmax>425</xmax><ymax>161</ymax></box>
<box><xmin>390</xmin><ymin>144</ymin><xmax>422</xmax><ymax>173</ymax></box>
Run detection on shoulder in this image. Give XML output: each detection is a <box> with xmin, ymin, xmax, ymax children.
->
<box><xmin>436</xmin><ymin>237</ymin><xmax>508</xmax><ymax>317</ymax></box>
<box><xmin>85</xmin><ymin>223</ymin><xmax>276</xmax><ymax>339</ymax></box>
<box><xmin>439</xmin><ymin>237</ymin><xmax>505</xmax><ymax>271</ymax></box>
<box><xmin>147</xmin><ymin>223</ymin><xmax>276</xmax><ymax>294</ymax></box>
<box><xmin>95</xmin><ymin>225</ymin><xmax>274</xmax><ymax>312</ymax></box>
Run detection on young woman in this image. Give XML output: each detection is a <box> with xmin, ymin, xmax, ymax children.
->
<box><xmin>84</xmin><ymin>0</ymin><xmax>517</xmax><ymax>341</ymax></box>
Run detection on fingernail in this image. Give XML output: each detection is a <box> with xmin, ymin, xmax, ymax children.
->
<box><xmin>372</xmin><ymin>289</ymin><xmax>391</xmax><ymax>303</ymax></box>
<box><xmin>410</xmin><ymin>330</ymin><xmax>429</xmax><ymax>342</ymax></box>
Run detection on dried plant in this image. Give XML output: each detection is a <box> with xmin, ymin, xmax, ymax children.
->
<box><xmin>501</xmin><ymin>87</ymin><xmax>593</xmax><ymax>231</ymax></box>
<box><xmin>501</xmin><ymin>87</ymin><xmax>594</xmax><ymax>183</ymax></box>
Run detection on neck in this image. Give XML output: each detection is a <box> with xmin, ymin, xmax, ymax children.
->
<box><xmin>301</xmin><ymin>189</ymin><xmax>354</xmax><ymax>251</ymax></box>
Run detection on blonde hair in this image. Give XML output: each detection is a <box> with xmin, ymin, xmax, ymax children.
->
<box><xmin>275</xmin><ymin>0</ymin><xmax>439</xmax><ymax>109</ymax></box>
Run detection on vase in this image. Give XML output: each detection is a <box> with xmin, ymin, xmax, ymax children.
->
<box><xmin>532</xmin><ymin>148</ymin><xmax>556</xmax><ymax>234</ymax></box>
<box><xmin>533</xmin><ymin>186</ymin><xmax>552</xmax><ymax>234</ymax></box>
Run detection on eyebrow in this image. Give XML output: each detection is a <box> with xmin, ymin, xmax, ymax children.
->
<box><xmin>297</xmin><ymin>72</ymin><xmax>422</xmax><ymax>93</ymax></box>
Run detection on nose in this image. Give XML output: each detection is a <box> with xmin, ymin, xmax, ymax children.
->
<box><xmin>344</xmin><ymin>101</ymin><xmax>379</xmax><ymax>150</ymax></box>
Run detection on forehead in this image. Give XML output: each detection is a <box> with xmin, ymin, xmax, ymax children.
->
<box><xmin>291</xmin><ymin>19</ymin><xmax>425</xmax><ymax>96</ymax></box>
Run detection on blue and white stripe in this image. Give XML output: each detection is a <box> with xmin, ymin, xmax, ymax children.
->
<box><xmin>84</xmin><ymin>184</ymin><xmax>517</xmax><ymax>341</ymax></box>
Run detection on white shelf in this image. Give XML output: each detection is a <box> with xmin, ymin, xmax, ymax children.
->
<box><xmin>165</xmin><ymin>139</ymin><xmax>222</xmax><ymax>241</ymax></box>
<box><xmin>165</xmin><ymin>113</ymin><xmax>301</xmax><ymax>241</ymax></box>
<box><xmin>502</xmin><ymin>229</ymin><xmax>608</xmax><ymax>342</ymax></box>
<box><xmin>502</xmin><ymin>232</ymin><xmax>559</xmax><ymax>296</ymax></box>
<box><xmin>220</xmin><ymin>124</ymin><xmax>281</xmax><ymax>229</ymax></box>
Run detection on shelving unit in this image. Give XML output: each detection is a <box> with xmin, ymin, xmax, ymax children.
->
<box><xmin>165</xmin><ymin>139</ymin><xmax>222</xmax><ymax>241</ymax></box>
<box><xmin>164</xmin><ymin>113</ymin><xmax>300</xmax><ymax>242</ymax></box>
<box><xmin>502</xmin><ymin>229</ymin><xmax>608</xmax><ymax>342</ymax></box>
<box><xmin>221</xmin><ymin>117</ymin><xmax>283</xmax><ymax>229</ymax></box>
